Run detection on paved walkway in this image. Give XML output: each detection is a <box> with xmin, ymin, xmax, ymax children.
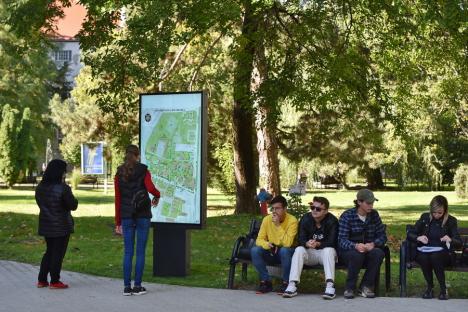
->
<box><xmin>0</xmin><ymin>260</ymin><xmax>466</xmax><ymax>312</ymax></box>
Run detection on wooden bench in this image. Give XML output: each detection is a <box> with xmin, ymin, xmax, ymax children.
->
<box><xmin>80</xmin><ymin>176</ymin><xmax>98</xmax><ymax>188</ymax></box>
<box><xmin>228</xmin><ymin>219</ymin><xmax>391</xmax><ymax>295</ymax></box>
<box><xmin>399</xmin><ymin>225</ymin><xmax>468</xmax><ymax>297</ymax></box>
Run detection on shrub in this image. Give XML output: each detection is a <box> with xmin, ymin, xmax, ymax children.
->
<box><xmin>285</xmin><ymin>193</ymin><xmax>309</xmax><ymax>220</ymax></box>
<box><xmin>70</xmin><ymin>168</ymin><xmax>82</xmax><ymax>190</ymax></box>
<box><xmin>454</xmin><ymin>164</ymin><xmax>468</xmax><ymax>199</ymax></box>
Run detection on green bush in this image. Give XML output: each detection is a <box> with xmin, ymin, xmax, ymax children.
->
<box><xmin>454</xmin><ymin>164</ymin><xmax>468</xmax><ymax>199</ymax></box>
<box><xmin>70</xmin><ymin>168</ymin><xmax>82</xmax><ymax>190</ymax></box>
<box><xmin>286</xmin><ymin>193</ymin><xmax>308</xmax><ymax>220</ymax></box>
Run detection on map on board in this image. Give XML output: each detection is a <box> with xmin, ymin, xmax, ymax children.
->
<box><xmin>140</xmin><ymin>93</ymin><xmax>202</xmax><ymax>225</ymax></box>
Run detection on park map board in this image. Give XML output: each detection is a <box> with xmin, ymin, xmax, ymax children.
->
<box><xmin>140</xmin><ymin>92</ymin><xmax>206</xmax><ymax>227</ymax></box>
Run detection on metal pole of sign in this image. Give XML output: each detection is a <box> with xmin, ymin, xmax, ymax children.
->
<box><xmin>104</xmin><ymin>144</ymin><xmax>108</xmax><ymax>194</ymax></box>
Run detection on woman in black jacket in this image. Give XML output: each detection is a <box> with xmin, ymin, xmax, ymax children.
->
<box><xmin>36</xmin><ymin>159</ymin><xmax>78</xmax><ymax>289</ymax></box>
<box><xmin>408</xmin><ymin>195</ymin><xmax>461</xmax><ymax>300</ymax></box>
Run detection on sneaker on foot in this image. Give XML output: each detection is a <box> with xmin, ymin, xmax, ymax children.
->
<box><xmin>276</xmin><ymin>281</ymin><xmax>289</xmax><ymax>295</ymax></box>
<box><xmin>123</xmin><ymin>286</ymin><xmax>133</xmax><ymax>296</ymax></box>
<box><xmin>255</xmin><ymin>281</ymin><xmax>273</xmax><ymax>294</ymax></box>
<box><xmin>322</xmin><ymin>281</ymin><xmax>336</xmax><ymax>300</ymax></box>
<box><xmin>344</xmin><ymin>289</ymin><xmax>355</xmax><ymax>299</ymax></box>
<box><xmin>37</xmin><ymin>281</ymin><xmax>49</xmax><ymax>288</ymax></box>
<box><xmin>282</xmin><ymin>282</ymin><xmax>297</xmax><ymax>298</ymax></box>
<box><xmin>438</xmin><ymin>289</ymin><xmax>448</xmax><ymax>300</ymax></box>
<box><xmin>49</xmin><ymin>281</ymin><xmax>68</xmax><ymax>289</ymax></box>
<box><xmin>359</xmin><ymin>286</ymin><xmax>375</xmax><ymax>298</ymax></box>
<box><xmin>132</xmin><ymin>286</ymin><xmax>147</xmax><ymax>295</ymax></box>
<box><xmin>422</xmin><ymin>288</ymin><xmax>434</xmax><ymax>299</ymax></box>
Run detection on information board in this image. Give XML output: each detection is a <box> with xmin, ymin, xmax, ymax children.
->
<box><xmin>81</xmin><ymin>143</ymin><xmax>104</xmax><ymax>175</ymax></box>
<box><xmin>140</xmin><ymin>92</ymin><xmax>207</xmax><ymax>228</ymax></box>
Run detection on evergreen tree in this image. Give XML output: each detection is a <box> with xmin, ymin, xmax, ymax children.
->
<box><xmin>0</xmin><ymin>105</ymin><xmax>20</xmax><ymax>187</ymax></box>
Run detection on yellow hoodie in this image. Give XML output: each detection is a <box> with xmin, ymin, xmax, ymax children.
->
<box><xmin>256</xmin><ymin>212</ymin><xmax>298</xmax><ymax>249</ymax></box>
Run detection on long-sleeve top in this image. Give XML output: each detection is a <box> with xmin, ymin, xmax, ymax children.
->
<box><xmin>114</xmin><ymin>170</ymin><xmax>160</xmax><ymax>226</ymax></box>
<box><xmin>298</xmin><ymin>212</ymin><xmax>338</xmax><ymax>249</ymax></box>
<box><xmin>407</xmin><ymin>212</ymin><xmax>462</xmax><ymax>251</ymax></box>
<box><xmin>338</xmin><ymin>207</ymin><xmax>387</xmax><ymax>251</ymax></box>
<box><xmin>256</xmin><ymin>213</ymin><xmax>298</xmax><ymax>249</ymax></box>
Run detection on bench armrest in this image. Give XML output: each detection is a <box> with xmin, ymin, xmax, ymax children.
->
<box><xmin>229</xmin><ymin>236</ymin><xmax>245</xmax><ymax>265</ymax></box>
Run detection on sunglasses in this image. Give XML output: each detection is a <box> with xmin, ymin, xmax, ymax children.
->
<box><xmin>310</xmin><ymin>205</ymin><xmax>324</xmax><ymax>212</ymax></box>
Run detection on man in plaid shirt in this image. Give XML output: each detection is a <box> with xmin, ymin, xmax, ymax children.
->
<box><xmin>338</xmin><ymin>189</ymin><xmax>386</xmax><ymax>299</ymax></box>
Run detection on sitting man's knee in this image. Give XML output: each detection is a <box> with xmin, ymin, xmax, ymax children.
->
<box><xmin>251</xmin><ymin>246</ymin><xmax>264</xmax><ymax>257</ymax></box>
<box><xmin>295</xmin><ymin>246</ymin><xmax>307</xmax><ymax>254</ymax></box>
<box><xmin>322</xmin><ymin>247</ymin><xmax>337</xmax><ymax>257</ymax></box>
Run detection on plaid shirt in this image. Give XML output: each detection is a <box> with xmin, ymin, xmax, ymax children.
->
<box><xmin>338</xmin><ymin>208</ymin><xmax>387</xmax><ymax>251</ymax></box>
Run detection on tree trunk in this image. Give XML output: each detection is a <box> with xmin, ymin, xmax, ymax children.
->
<box><xmin>256</xmin><ymin>105</ymin><xmax>281</xmax><ymax>196</ymax></box>
<box><xmin>366</xmin><ymin>167</ymin><xmax>385</xmax><ymax>189</ymax></box>
<box><xmin>232</xmin><ymin>1</ymin><xmax>259</xmax><ymax>214</ymax></box>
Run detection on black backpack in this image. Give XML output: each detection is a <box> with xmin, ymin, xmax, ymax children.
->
<box><xmin>131</xmin><ymin>174</ymin><xmax>151</xmax><ymax>217</ymax></box>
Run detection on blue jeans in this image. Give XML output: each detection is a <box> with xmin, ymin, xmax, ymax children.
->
<box><xmin>251</xmin><ymin>246</ymin><xmax>294</xmax><ymax>282</ymax></box>
<box><xmin>122</xmin><ymin>218</ymin><xmax>151</xmax><ymax>287</ymax></box>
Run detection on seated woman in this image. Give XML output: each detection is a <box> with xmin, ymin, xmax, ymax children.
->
<box><xmin>407</xmin><ymin>195</ymin><xmax>461</xmax><ymax>300</ymax></box>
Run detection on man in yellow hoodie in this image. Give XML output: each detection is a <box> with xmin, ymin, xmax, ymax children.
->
<box><xmin>251</xmin><ymin>195</ymin><xmax>298</xmax><ymax>294</ymax></box>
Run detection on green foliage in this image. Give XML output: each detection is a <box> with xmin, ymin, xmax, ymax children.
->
<box><xmin>16</xmin><ymin>107</ymin><xmax>36</xmax><ymax>177</ymax></box>
<box><xmin>0</xmin><ymin>105</ymin><xmax>20</xmax><ymax>187</ymax></box>
<box><xmin>211</xmin><ymin>142</ymin><xmax>235</xmax><ymax>194</ymax></box>
<box><xmin>70</xmin><ymin>168</ymin><xmax>81</xmax><ymax>190</ymax></box>
<box><xmin>454</xmin><ymin>164</ymin><xmax>468</xmax><ymax>199</ymax></box>
<box><xmin>285</xmin><ymin>193</ymin><xmax>308</xmax><ymax>220</ymax></box>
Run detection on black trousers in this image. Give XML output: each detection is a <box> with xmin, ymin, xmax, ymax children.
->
<box><xmin>416</xmin><ymin>250</ymin><xmax>450</xmax><ymax>291</ymax></box>
<box><xmin>38</xmin><ymin>235</ymin><xmax>70</xmax><ymax>283</ymax></box>
<box><xmin>340</xmin><ymin>248</ymin><xmax>385</xmax><ymax>290</ymax></box>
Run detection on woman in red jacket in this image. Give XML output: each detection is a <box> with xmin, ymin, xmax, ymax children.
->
<box><xmin>114</xmin><ymin>145</ymin><xmax>160</xmax><ymax>296</ymax></box>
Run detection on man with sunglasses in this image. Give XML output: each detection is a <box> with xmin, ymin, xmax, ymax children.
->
<box><xmin>251</xmin><ymin>195</ymin><xmax>298</xmax><ymax>294</ymax></box>
<box><xmin>283</xmin><ymin>196</ymin><xmax>338</xmax><ymax>299</ymax></box>
<box><xmin>338</xmin><ymin>189</ymin><xmax>386</xmax><ymax>299</ymax></box>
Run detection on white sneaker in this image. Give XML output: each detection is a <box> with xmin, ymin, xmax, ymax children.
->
<box><xmin>282</xmin><ymin>283</ymin><xmax>297</xmax><ymax>298</ymax></box>
<box><xmin>322</xmin><ymin>282</ymin><xmax>336</xmax><ymax>300</ymax></box>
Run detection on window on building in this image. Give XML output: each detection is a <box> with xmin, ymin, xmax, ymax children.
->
<box><xmin>54</xmin><ymin>50</ymin><xmax>72</xmax><ymax>61</ymax></box>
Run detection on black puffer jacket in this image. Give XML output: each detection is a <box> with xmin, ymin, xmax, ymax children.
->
<box><xmin>407</xmin><ymin>212</ymin><xmax>462</xmax><ymax>251</ymax></box>
<box><xmin>36</xmin><ymin>182</ymin><xmax>78</xmax><ymax>237</ymax></box>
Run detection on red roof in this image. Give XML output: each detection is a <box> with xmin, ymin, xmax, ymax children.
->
<box><xmin>50</xmin><ymin>1</ymin><xmax>87</xmax><ymax>40</ymax></box>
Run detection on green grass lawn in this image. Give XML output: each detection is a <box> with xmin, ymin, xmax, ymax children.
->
<box><xmin>0</xmin><ymin>187</ymin><xmax>467</xmax><ymax>297</ymax></box>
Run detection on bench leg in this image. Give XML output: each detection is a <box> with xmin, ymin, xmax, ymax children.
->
<box><xmin>385</xmin><ymin>247</ymin><xmax>391</xmax><ymax>291</ymax></box>
<box><xmin>399</xmin><ymin>242</ymin><xmax>407</xmax><ymax>297</ymax></box>
<box><xmin>227</xmin><ymin>263</ymin><xmax>237</xmax><ymax>289</ymax></box>
<box><xmin>241</xmin><ymin>263</ymin><xmax>248</xmax><ymax>282</ymax></box>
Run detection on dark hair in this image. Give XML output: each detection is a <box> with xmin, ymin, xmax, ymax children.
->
<box><xmin>270</xmin><ymin>195</ymin><xmax>287</xmax><ymax>208</ymax></box>
<box><xmin>42</xmin><ymin>159</ymin><xmax>67</xmax><ymax>184</ymax></box>
<box><xmin>312</xmin><ymin>196</ymin><xmax>329</xmax><ymax>209</ymax></box>
<box><xmin>117</xmin><ymin>145</ymin><xmax>140</xmax><ymax>182</ymax></box>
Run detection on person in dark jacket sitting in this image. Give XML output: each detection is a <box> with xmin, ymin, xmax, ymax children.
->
<box><xmin>283</xmin><ymin>196</ymin><xmax>339</xmax><ymax>299</ymax></box>
<box><xmin>338</xmin><ymin>189</ymin><xmax>387</xmax><ymax>299</ymax></box>
<box><xmin>407</xmin><ymin>195</ymin><xmax>461</xmax><ymax>300</ymax></box>
<box><xmin>36</xmin><ymin>159</ymin><xmax>78</xmax><ymax>289</ymax></box>
<box><xmin>114</xmin><ymin>145</ymin><xmax>160</xmax><ymax>296</ymax></box>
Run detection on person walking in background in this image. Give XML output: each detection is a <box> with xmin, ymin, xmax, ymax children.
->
<box><xmin>338</xmin><ymin>189</ymin><xmax>387</xmax><ymax>299</ymax></box>
<box><xmin>407</xmin><ymin>195</ymin><xmax>461</xmax><ymax>300</ymax></box>
<box><xmin>36</xmin><ymin>159</ymin><xmax>78</xmax><ymax>289</ymax></box>
<box><xmin>283</xmin><ymin>196</ymin><xmax>339</xmax><ymax>299</ymax></box>
<box><xmin>115</xmin><ymin>145</ymin><xmax>160</xmax><ymax>296</ymax></box>
<box><xmin>257</xmin><ymin>187</ymin><xmax>272</xmax><ymax>216</ymax></box>
<box><xmin>251</xmin><ymin>195</ymin><xmax>298</xmax><ymax>294</ymax></box>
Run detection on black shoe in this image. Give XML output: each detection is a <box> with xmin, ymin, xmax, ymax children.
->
<box><xmin>256</xmin><ymin>281</ymin><xmax>273</xmax><ymax>294</ymax></box>
<box><xmin>438</xmin><ymin>289</ymin><xmax>448</xmax><ymax>300</ymax></box>
<box><xmin>358</xmin><ymin>286</ymin><xmax>376</xmax><ymax>298</ymax></box>
<box><xmin>422</xmin><ymin>288</ymin><xmax>433</xmax><ymax>299</ymax></box>
<box><xmin>276</xmin><ymin>281</ymin><xmax>288</xmax><ymax>295</ymax></box>
<box><xmin>123</xmin><ymin>286</ymin><xmax>133</xmax><ymax>296</ymax></box>
<box><xmin>132</xmin><ymin>286</ymin><xmax>147</xmax><ymax>295</ymax></box>
<box><xmin>344</xmin><ymin>289</ymin><xmax>355</xmax><ymax>299</ymax></box>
